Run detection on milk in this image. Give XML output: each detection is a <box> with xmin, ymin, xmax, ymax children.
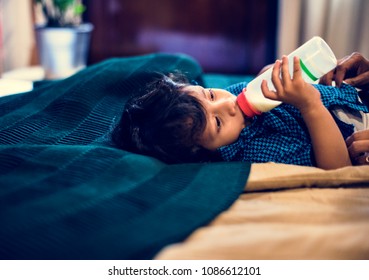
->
<box><xmin>237</xmin><ymin>36</ymin><xmax>337</xmax><ymax>117</ymax></box>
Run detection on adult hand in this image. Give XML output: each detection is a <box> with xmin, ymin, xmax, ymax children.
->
<box><xmin>320</xmin><ymin>52</ymin><xmax>369</xmax><ymax>91</ymax></box>
<box><xmin>346</xmin><ymin>130</ymin><xmax>369</xmax><ymax>165</ymax></box>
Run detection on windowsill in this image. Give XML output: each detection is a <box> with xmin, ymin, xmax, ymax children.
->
<box><xmin>0</xmin><ymin>66</ymin><xmax>45</xmax><ymax>97</ymax></box>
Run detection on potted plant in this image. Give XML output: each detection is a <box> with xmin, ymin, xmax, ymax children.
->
<box><xmin>34</xmin><ymin>0</ymin><xmax>94</xmax><ymax>79</ymax></box>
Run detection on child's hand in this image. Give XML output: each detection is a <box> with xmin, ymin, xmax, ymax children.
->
<box><xmin>263</xmin><ymin>56</ymin><xmax>352</xmax><ymax>169</ymax></box>
<box><xmin>261</xmin><ymin>56</ymin><xmax>321</xmax><ymax>114</ymax></box>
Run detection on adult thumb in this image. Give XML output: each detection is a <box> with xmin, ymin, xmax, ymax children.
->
<box><xmin>344</xmin><ymin>72</ymin><xmax>369</xmax><ymax>90</ymax></box>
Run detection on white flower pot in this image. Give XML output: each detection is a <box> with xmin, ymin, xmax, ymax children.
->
<box><xmin>35</xmin><ymin>23</ymin><xmax>93</xmax><ymax>79</ymax></box>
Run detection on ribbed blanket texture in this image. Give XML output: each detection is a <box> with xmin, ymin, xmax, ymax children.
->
<box><xmin>0</xmin><ymin>53</ymin><xmax>250</xmax><ymax>259</ymax></box>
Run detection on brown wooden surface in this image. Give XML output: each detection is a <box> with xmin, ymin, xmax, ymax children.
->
<box><xmin>83</xmin><ymin>0</ymin><xmax>277</xmax><ymax>74</ymax></box>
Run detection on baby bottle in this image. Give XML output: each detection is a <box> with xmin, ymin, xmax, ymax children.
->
<box><xmin>237</xmin><ymin>36</ymin><xmax>337</xmax><ymax>117</ymax></box>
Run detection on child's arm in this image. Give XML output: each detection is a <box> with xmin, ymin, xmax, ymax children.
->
<box><xmin>261</xmin><ymin>56</ymin><xmax>352</xmax><ymax>170</ymax></box>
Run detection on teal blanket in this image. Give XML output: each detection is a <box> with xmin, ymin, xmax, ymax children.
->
<box><xmin>0</xmin><ymin>53</ymin><xmax>250</xmax><ymax>259</ymax></box>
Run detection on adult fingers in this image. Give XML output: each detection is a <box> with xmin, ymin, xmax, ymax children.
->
<box><xmin>319</xmin><ymin>55</ymin><xmax>349</xmax><ymax>86</ymax></box>
<box><xmin>346</xmin><ymin>130</ymin><xmax>369</xmax><ymax>160</ymax></box>
<box><xmin>333</xmin><ymin>66</ymin><xmax>348</xmax><ymax>87</ymax></box>
<box><xmin>353</xmin><ymin>153</ymin><xmax>369</xmax><ymax>165</ymax></box>
<box><xmin>319</xmin><ymin>70</ymin><xmax>334</xmax><ymax>86</ymax></box>
<box><xmin>347</xmin><ymin>139</ymin><xmax>369</xmax><ymax>159</ymax></box>
<box><xmin>346</xmin><ymin>130</ymin><xmax>369</xmax><ymax>146</ymax></box>
<box><xmin>334</xmin><ymin>53</ymin><xmax>361</xmax><ymax>87</ymax></box>
<box><xmin>345</xmin><ymin>72</ymin><xmax>369</xmax><ymax>91</ymax></box>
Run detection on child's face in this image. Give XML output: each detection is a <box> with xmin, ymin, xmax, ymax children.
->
<box><xmin>185</xmin><ymin>85</ymin><xmax>247</xmax><ymax>150</ymax></box>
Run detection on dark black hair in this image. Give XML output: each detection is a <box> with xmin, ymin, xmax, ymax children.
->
<box><xmin>112</xmin><ymin>72</ymin><xmax>220</xmax><ymax>163</ymax></box>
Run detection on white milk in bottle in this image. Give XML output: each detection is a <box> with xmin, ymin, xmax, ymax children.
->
<box><xmin>237</xmin><ymin>36</ymin><xmax>337</xmax><ymax>117</ymax></box>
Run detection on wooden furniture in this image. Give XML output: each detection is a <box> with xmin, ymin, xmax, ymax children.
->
<box><xmin>84</xmin><ymin>0</ymin><xmax>277</xmax><ymax>74</ymax></box>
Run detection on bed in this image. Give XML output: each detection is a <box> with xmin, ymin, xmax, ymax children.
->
<box><xmin>157</xmin><ymin>163</ymin><xmax>369</xmax><ymax>259</ymax></box>
<box><xmin>1</xmin><ymin>53</ymin><xmax>369</xmax><ymax>260</ymax></box>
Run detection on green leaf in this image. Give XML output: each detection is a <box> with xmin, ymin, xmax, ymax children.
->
<box><xmin>53</xmin><ymin>0</ymin><xmax>75</xmax><ymax>12</ymax></box>
<box><xmin>74</xmin><ymin>4</ymin><xmax>86</xmax><ymax>15</ymax></box>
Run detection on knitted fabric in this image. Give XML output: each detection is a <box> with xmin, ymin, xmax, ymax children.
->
<box><xmin>0</xmin><ymin>54</ymin><xmax>250</xmax><ymax>259</ymax></box>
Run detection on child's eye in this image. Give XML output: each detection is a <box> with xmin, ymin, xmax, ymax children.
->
<box><xmin>209</xmin><ymin>89</ymin><xmax>215</xmax><ymax>100</ymax></box>
<box><xmin>215</xmin><ymin>116</ymin><xmax>221</xmax><ymax>129</ymax></box>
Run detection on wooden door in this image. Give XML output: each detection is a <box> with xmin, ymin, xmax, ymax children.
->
<box><xmin>83</xmin><ymin>0</ymin><xmax>278</xmax><ymax>74</ymax></box>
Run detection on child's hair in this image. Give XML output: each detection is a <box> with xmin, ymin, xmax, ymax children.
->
<box><xmin>112</xmin><ymin>72</ymin><xmax>220</xmax><ymax>163</ymax></box>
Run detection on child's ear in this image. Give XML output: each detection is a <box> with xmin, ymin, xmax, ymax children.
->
<box><xmin>191</xmin><ymin>145</ymin><xmax>211</xmax><ymax>157</ymax></box>
<box><xmin>190</xmin><ymin>145</ymin><xmax>201</xmax><ymax>155</ymax></box>
<box><xmin>191</xmin><ymin>145</ymin><xmax>221</xmax><ymax>162</ymax></box>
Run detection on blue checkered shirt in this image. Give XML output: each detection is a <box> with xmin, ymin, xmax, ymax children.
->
<box><xmin>218</xmin><ymin>82</ymin><xmax>369</xmax><ymax>166</ymax></box>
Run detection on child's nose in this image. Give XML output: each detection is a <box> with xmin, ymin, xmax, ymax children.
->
<box><xmin>214</xmin><ymin>98</ymin><xmax>237</xmax><ymax>116</ymax></box>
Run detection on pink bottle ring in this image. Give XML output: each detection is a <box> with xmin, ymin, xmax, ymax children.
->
<box><xmin>236</xmin><ymin>88</ymin><xmax>262</xmax><ymax>118</ymax></box>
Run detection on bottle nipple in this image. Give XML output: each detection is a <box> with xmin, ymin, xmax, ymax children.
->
<box><xmin>236</xmin><ymin>88</ymin><xmax>262</xmax><ymax>118</ymax></box>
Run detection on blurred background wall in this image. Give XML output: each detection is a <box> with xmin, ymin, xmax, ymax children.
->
<box><xmin>83</xmin><ymin>0</ymin><xmax>277</xmax><ymax>74</ymax></box>
<box><xmin>1</xmin><ymin>0</ymin><xmax>369</xmax><ymax>76</ymax></box>
<box><xmin>1</xmin><ymin>0</ymin><xmax>35</xmax><ymax>75</ymax></box>
<box><xmin>2</xmin><ymin>0</ymin><xmax>277</xmax><ymax>75</ymax></box>
<box><xmin>278</xmin><ymin>0</ymin><xmax>369</xmax><ymax>59</ymax></box>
